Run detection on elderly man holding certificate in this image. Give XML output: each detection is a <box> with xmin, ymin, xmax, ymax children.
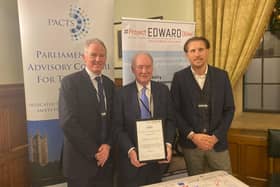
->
<box><xmin>113</xmin><ymin>52</ymin><xmax>176</xmax><ymax>187</ymax></box>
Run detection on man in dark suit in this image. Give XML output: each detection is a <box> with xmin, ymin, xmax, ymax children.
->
<box><xmin>59</xmin><ymin>38</ymin><xmax>115</xmax><ymax>187</ymax></box>
<box><xmin>170</xmin><ymin>36</ymin><xmax>235</xmax><ymax>176</ymax></box>
<box><xmin>113</xmin><ymin>52</ymin><xmax>176</xmax><ymax>187</ymax></box>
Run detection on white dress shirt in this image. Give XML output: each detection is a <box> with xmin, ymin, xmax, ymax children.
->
<box><xmin>85</xmin><ymin>67</ymin><xmax>107</xmax><ymax>109</ymax></box>
<box><xmin>191</xmin><ymin>65</ymin><xmax>208</xmax><ymax>90</ymax></box>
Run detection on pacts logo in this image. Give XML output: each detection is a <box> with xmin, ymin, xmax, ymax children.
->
<box><xmin>48</xmin><ymin>5</ymin><xmax>90</xmax><ymax>40</ymax></box>
<box><xmin>69</xmin><ymin>5</ymin><xmax>90</xmax><ymax>40</ymax></box>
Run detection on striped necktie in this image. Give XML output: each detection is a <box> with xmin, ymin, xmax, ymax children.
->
<box><xmin>95</xmin><ymin>76</ymin><xmax>106</xmax><ymax>142</ymax></box>
<box><xmin>140</xmin><ymin>87</ymin><xmax>151</xmax><ymax>119</ymax></box>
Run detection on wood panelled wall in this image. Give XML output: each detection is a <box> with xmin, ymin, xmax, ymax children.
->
<box><xmin>228</xmin><ymin>128</ymin><xmax>280</xmax><ymax>187</ymax></box>
<box><xmin>115</xmin><ymin>78</ymin><xmax>122</xmax><ymax>87</ymax></box>
<box><xmin>0</xmin><ymin>84</ymin><xmax>30</xmax><ymax>187</ymax></box>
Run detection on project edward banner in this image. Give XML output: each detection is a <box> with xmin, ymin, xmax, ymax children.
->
<box><xmin>17</xmin><ymin>0</ymin><xmax>114</xmax><ymax>186</ymax></box>
<box><xmin>122</xmin><ymin>18</ymin><xmax>195</xmax><ymax>87</ymax></box>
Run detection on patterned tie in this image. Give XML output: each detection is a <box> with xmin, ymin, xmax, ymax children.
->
<box><xmin>95</xmin><ymin>76</ymin><xmax>106</xmax><ymax>142</ymax></box>
<box><xmin>140</xmin><ymin>87</ymin><xmax>151</xmax><ymax>119</ymax></box>
<box><xmin>95</xmin><ymin>76</ymin><xmax>106</xmax><ymax>113</ymax></box>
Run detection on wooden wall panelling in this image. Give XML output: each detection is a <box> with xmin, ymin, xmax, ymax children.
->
<box><xmin>240</xmin><ymin>143</ymin><xmax>268</xmax><ymax>187</ymax></box>
<box><xmin>228</xmin><ymin>142</ymin><xmax>239</xmax><ymax>176</ymax></box>
<box><xmin>0</xmin><ymin>164</ymin><xmax>10</xmax><ymax>187</ymax></box>
<box><xmin>0</xmin><ymin>84</ymin><xmax>30</xmax><ymax>187</ymax></box>
<box><xmin>115</xmin><ymin>78</ymin><xmax>122</xmax><ymax>87</ymax></box>
<box><xmin>272</xmin><ymin>158</ymin><xmax>280</xmax><ymax>172</ymax></box>
<box><xmin>10</xmin><ymin>153</ymin><xmax>29</xmax><ymax>187</ymax></box>
<box><xmin>228</xmin><ymin>128</ymin><xmax>269</xmax><ymax>187</ymax></box>
<box><xmin>0</xmin><ymin>108</ymin><xmax>10</xmax><ymax>154</ymax></box>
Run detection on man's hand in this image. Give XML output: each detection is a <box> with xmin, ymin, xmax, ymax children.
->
<box><xmin>191</xmin><ymin>133</ymin><xmax>218</xmax><ymax>151</ymax></box>
<box><xmin>158</xmin><ymin>144</ymin><xmax>172</xmax><ymax>164</ymax></box>
<box><xmin>128</xmin><ymin>149</ymin><xmax>146</xmax><ymax>168</ymax></box>
<box><xmin>95</xmin><ymin>144</ymin><xmax>110</xmax><ymax>167</ymax></box>
<box><xmin>208</xmin><ymin>135</ymin><xmax>218</xmax><ymax>149</ymax></box>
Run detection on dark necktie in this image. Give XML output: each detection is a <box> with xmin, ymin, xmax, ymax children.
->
<box><xmin>140</xmin><ymin>87</ymin><xmax>151</xmax><ymax>119</ymax></box>
<box><xmin>95</xmin><ymin>76</ymin><xmax>106</xmax><ymax>142</ymax></box>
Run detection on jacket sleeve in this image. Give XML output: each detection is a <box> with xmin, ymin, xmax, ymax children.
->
<box><xmin>170</xmin><ymin>73</ymin><xmax>193</xmax><ymax>137</ymax></box>
<box><xmin>212</xmin><ymin>72</ymin><xmax>235</xmax><ymax>141</ymax></box>
<box><xmin>59</xmin><ymin>77</ymin><xmax>98</xmax><ymax>161</ymax></box>
<box><xmin>163</xmin><ymin>85</ymin><xmax>176</xmax><ymax>145</ymax></box>
<box><xmin>112</xmin><ymin>89</ymin><xmax>135</xmax><ymax>154</ymax></box>
<box><xmin>103</xmin><ymin>79</ymin><xmax>116</xmax><ymax>147</ymax></box>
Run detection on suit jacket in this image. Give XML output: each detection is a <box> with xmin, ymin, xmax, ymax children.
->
<box><xmin>59</xmin><ymin>69</ymin><xmax>115</xmax><ymax>178</ymax></box>
<box><xmin>113</xmin><ymin>81</ymin><xmax>176</xmax><ymax>179</ymax></box>
<box><xmin>170</xmin><ymin>65</ymin><xmax>235</xmax><ymax>151</ymax></box>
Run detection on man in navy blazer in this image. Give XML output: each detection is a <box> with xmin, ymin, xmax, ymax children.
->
<box><xmin>113</xmin><ymin>52</ymin><xmax>176</xmax><ymax>187</ymax></box>
<box><xmin>170</xmin><ymin>36</ymin><xmax>235</xmax><ymax>176</ymax></box>
<box><xmin>59</xmin><ymin>39</ymin><xmax>115</xmax><ymax>187</ymax></box>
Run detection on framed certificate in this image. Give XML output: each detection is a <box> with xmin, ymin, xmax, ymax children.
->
<box><xmin>136</xmin><ymin>119</ymin><xmax>166</xmax><ymax>163</ymax></box>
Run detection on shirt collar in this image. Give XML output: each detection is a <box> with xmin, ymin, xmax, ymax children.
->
<box><xmin>191</xmin><ymin>65</ymin><xmax>208</xmax><ymax>77</ymax></box>
<box><xmin>85</xmin><ymin>67</ymin><xmax>101</xmax><ymax>80</ymax></box>
<box><xmin>136</xmin><ymin>81</ymin><xmax>151</xmax><ymax>92</ymax></box>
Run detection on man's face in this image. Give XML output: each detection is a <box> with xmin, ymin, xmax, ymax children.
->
<box><xmin>132</xmin><ymin>54</ymin><xmax>153</xmax><ymax>86</ymax></box>
<box><xmin>186</xmin><ymin>40</ymin><xmax>209</xmax><ymax>70</ymax></box>
<box><xmin>83</xmin><ymin>42</ymin><xmax>106</xmax><ymax>75</ymax></box>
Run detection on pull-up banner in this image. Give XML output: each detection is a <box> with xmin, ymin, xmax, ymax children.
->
<box><xmin>122</xmin><ymin>17</ymin><xmax>195</xmax><ymax>87</ymax></box>
<box><xmin>17</xmin><ymin>0</ymin><xmax>114</xmax><ymax>186</ymax></box>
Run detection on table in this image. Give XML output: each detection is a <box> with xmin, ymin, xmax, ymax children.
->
<box><xmin>143</xmin><ymin>170</ymin><xmax>249</xmax><ymax>187</ymax></box>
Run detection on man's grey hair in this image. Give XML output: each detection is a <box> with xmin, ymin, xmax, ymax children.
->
<box><xmin>84</xmin><ymin>38</ymin><xmax>107</xmax><ymax>55</ymax></box>
<box><xmin>131</xmin><ymin>52</ymin><xmax>154</xmax><ymax>69</ymax></box>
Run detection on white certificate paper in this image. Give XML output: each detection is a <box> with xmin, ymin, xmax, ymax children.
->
<box><xmin>136</xmin><ymin>119</ymin><xmax>166</xmax><ymax>162</ymax></box>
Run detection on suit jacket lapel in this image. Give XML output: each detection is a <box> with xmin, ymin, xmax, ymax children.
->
<box><xmin>151</xmin><ymin>81</ymin><xmax>159</xmax><ymax>118</ymax></box>
<box><xmin>81</xmin><ymin>69</ymin><xmax>99</xmax><ymax>106</ymax></box>
<box><xmin>208</xmin><ymin>66</ymin><xmax>216</xmax><ymax>124</ymax></box>
<box><xmin>81</xmin><ymin>69</ymin><xmax>97</xmax><ymax>94</ymax></box>
<box><xmin>130</xmin><ymin>82</ymin><xmax>141</xmax><ymax>119</ymax></box>
<box><xmin>101</xmin><ymin>75</ymin><xmax>112</xmax><ymax>111</ymax></box>
<box><xmin>185</xmin><ymin>68</ymin><xmax>197</xmax><ymax>109</ymax></box>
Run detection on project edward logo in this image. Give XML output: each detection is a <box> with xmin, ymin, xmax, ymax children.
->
<box><xmin>123</xmin><ymin>27</ymin><xmax>193</xmax><ymax>39</ymax></box>
<box><xmin>48</xmin><ymin>5</ymin><xmax>90</xmax><ymax>40</ymax></box>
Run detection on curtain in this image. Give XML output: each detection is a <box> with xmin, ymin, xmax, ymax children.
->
<box><xmin>195</xmin><ymin>0</ymin><xmax>276</xmax><ymax>87</ymax></box>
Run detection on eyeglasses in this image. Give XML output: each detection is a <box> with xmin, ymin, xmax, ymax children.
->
<box><xmin>135</xmin><ymin>65</ymin><xmax>153</xmax><ymax>70</ymax></box>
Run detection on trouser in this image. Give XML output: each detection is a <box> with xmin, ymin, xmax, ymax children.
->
<box><xmin>118</xmin><ymin>163</ymin><xmax>162</xmax><ymax>187</ymax></box>
<box><xmin>182</xmin><ymin>148</ymin><xmax>232</xmax><ymax>176</ymax></box>
<box><xmin>67</xmin><ymin>162</ymin><xmax>113</xmax><ymax>187</ymax></box>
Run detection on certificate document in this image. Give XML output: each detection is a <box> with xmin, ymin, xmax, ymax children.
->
<box><xmin>136</xmin><ymin>119</ymin><xmax>166</xmax><ymax>162</ymax></box>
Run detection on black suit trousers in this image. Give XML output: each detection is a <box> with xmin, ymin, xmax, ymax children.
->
<box><xmin>67</xmin><ymin>161</ymin><xmax>113</xmax><ymax>187</ymax></box>
<box><xmin>118</xmin><ymin>163</ymin><xmax>161</xmax><ymax>187</ymax></box>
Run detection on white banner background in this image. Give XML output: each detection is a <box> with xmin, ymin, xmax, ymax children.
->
<box><xmin>18</xmin><ymin>0</ymin><xmax>114</xmax><ymax>120</ymax></box>
<box><xmin>17</xmin><ymin>0</ymin><xmax>114</xmax><ymax>186</ymax></box>
<box><xmin>122</xmin><ymin>18</ymin><xmax>195</xmax><ymax>87</ymax></box>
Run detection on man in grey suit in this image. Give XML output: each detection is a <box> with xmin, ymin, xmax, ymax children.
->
<box><xmin>170</xmin><ymin>36</ymin><xmax>235</xmax><ymax>176</ymax></box>
<box><xmin>113</xmin><ymin>52</ymin><xmax>176</xmax><ymax>187</ymax></box>
<box><xmin>59</xmin><ymin>38</ymin><xmax>115</xmax><ymax>187</ymax></box>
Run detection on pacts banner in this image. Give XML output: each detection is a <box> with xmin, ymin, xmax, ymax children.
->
<box><xmin>122</xmin><ymin>18</ymin><xmax>195</xmax><ymax>87</ymax></box>
<box><xmin>17</xmin><ymin>0</ymin><xmax>114</xmax><ymax>186</ymax></box>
